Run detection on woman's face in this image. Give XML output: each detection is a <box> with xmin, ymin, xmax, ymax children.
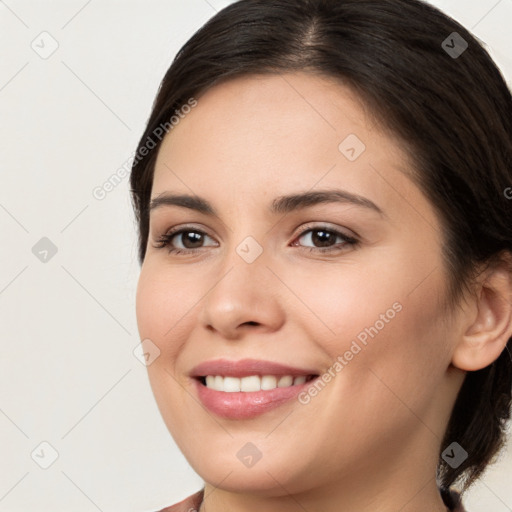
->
<box><xmin>136</xmin><ymin>72</ymin><xmax>465</xmax><ymax>497</ymax></box>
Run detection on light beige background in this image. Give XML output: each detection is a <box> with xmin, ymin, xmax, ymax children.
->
<box><xmin>0</xmin><ymin>0</ymin><xmax>511</xmax><ymax>510</ymax></box>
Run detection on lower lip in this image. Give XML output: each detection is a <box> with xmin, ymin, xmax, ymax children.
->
<box><xmin>193</xmin><ymin>377</ymin><xmax>318</xmax><ymax>420</ymax></box>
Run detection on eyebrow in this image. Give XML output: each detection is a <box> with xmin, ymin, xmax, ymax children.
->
<box><xmin>148</xmin><ymin>189</ymin><xmax>384</xmax><ymax>217</ymax></box>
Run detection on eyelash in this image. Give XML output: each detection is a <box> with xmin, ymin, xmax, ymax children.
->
<box><xmin>154</xmin><ymin>224</ymin><xmax>358</xmax><ymax>256</ymax></box>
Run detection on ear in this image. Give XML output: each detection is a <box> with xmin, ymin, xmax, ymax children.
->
<box><xmin>452</xmin><ymin>253</ymin><xmax>512</xmax><ymax>372</ymax></box>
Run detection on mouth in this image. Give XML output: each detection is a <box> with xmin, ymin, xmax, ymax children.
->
<box><xmin>189</xmin><ymin>358</ymin><xmax>323</xmax><ymax>419</ymax></box>
<box><xmin>191</xmin><ymin>371</ymin><xmax>321</xmax><ymax>420</ymax></box>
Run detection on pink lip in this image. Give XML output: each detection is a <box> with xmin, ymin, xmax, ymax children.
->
<box><xmin>192</xmin><ymin>377</ymin><xmax>318</xmax><ymax>420</ymax></box>
<box><xmin>189</xmin><ymin>358</ymin><xmax>319</xmax><ymax>378</ymax></box>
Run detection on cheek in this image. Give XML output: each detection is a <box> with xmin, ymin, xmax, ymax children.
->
<box><xmin>135</xmin><ymin>262</ymin><xmax>200</xmax><ymax>351</ymax></box>
<box><xmin>299</xmin><ymin>251</ymin><xmax>450</xmax><ymax>396</ymax></box>
<box><xmin>349</xmin><ymin>276</ymin><xmax>449</xmax><ymax>415</ymax></box>
<box><xmin>135</xmin><ymin>265</ymin><xmax>196</xmax><ymax>429</ymax></box>
<box><xmin>135</xmin><ymin>271</ymin><xmax>167</xmax><ymax>354</ymax></box>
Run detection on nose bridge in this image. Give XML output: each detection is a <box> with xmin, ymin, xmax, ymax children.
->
<box><xmin>214</xmin><ymin>231</ymin><xmax>271</xmax><ymax>301</ymax></box>
<box><xmin>198</xmin><ymin>229</ymin><xmax>284</xmax><ymax>336</ymax></box>
<box><xmin>218</xmin><ymin>204</ymin><xmax>271</xmax><ymax>272</ymax></box>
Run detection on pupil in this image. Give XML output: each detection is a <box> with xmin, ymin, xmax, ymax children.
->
<box><xmin>313</xmin><ymin>230</ymin><xmax>333</xmax><ymax>247</ymax></box>
<box><xmin>183</xmin><ymin>232</ymin><xmax>203</xmax><ymax>248</ymax></box>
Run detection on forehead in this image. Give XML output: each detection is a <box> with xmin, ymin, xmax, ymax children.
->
<box><xmin>161</xmin><ymin>72</ymin><xmax>378</xmax><ymax>156</ymax></box>
<box><xmin>151</xmin><ymin>72</ymin><xmax>424</xmax><ymax>221</ymax></box>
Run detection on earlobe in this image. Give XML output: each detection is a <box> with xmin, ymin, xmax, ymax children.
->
<box><xmin>452</xmin><ymin>257</ymin><xmax>512</xmax><ymax>372</ymax></box>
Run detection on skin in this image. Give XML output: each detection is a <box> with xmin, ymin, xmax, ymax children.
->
<box><xmin>135</xmin><ymin>72</ymin><xmax>512</xmax><ymax>512</ymax></box>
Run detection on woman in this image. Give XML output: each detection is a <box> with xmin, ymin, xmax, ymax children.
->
<box><xmin>129</xmin><ymin>0</ymin><xmax>512</xmax><ymax>510</ymax></box>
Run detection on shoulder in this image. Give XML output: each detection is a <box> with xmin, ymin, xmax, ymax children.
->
<box><xmin>155</xmin><ymin>488</ymin><xmax>204</xmax><ymax>512</ymax></box>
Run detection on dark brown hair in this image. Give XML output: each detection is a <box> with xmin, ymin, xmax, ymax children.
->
<box><xmin>130</xmin><ymin>0</ymin><xmax>512</xmax><ymax>499</ymax></box>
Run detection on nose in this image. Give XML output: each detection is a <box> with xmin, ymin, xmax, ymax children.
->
<box><xmin>198</xmin><ymin>244</ymin><xmax>286</xmax><ymax>340</ymax></box>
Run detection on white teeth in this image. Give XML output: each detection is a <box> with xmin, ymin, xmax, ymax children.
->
<box><xmin>261</xmin><ymin>375</ymin><xmax>277</xmax><ymax>390</ymax></box>
<box><xmin>203</xmin><ymin>374</ymin><xmax>311</xmax><ymax>392</ymax></box>
<box><xmin>224</xmin><ymin>376</ymin><xmax>241</xmax><ymax>392</ymax></box>
<box><xmin>241</xmin><ymin>375</ymin><xmax>261</xmax><ymax>392</ymax></box>
<box><xmin>277</xmin><ymin>375</ymin><xmax>293</xmax><ymax>387</ymax></box>
<box><xmin>293</xmin><ymin>375</ymin><xmax>306</xmax><ymax>386</ymax></box>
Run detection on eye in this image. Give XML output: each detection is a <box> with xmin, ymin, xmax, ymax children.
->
<box><xmin>292</xmin><ymin>225</ymin><xmax>358</xmax><ymax>253</ymax></box>
<box><xmin>154</xmin><ymin>227</ymin><xmax>217</xmax><ymax>255</ymax></box>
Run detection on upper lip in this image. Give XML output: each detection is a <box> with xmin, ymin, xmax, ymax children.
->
<box><xmin>189</xmin><ymin>358</ymin><xmax>320</xmax><ymax>378</ymax></box>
